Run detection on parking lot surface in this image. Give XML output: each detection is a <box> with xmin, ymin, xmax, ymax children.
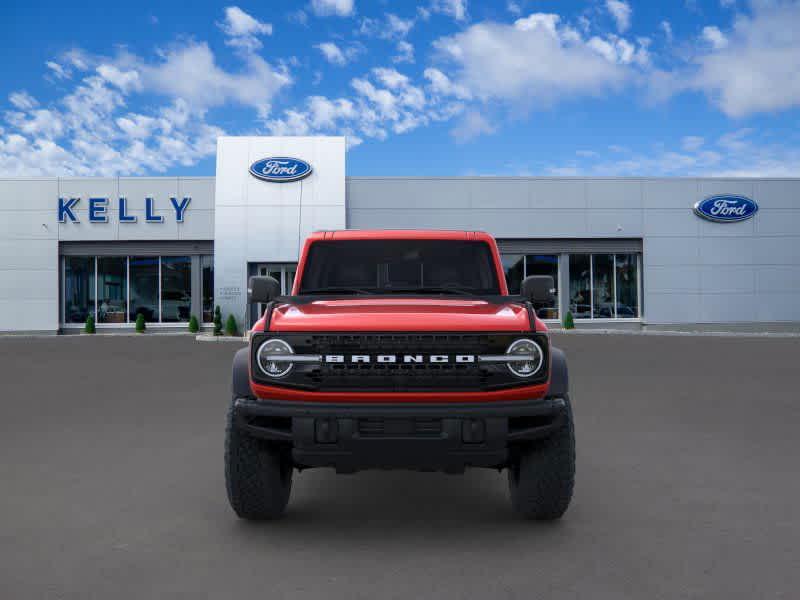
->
<box><xmin>1</xmin><ymin>333</ymin><xmax>798</xmax><ymax>599</ymax></box>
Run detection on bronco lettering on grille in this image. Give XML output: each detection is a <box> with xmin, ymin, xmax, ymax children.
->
<box><xmin>324</xmin><ymin>354</ymin><xmax>476</xmax><ymax>364</ymax></box>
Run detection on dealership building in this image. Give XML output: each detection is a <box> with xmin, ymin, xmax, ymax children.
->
<box><xmin>1</xmin><ymin>135</ymin><xmax>798</xmax><ymax>334</ymax></box>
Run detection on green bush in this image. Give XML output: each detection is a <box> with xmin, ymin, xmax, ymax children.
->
<box><xmin>563</xmin><ymin>311</ymin><xmax>575</xmax><ymax>330</ymax></box>
<box><xmin>84</xmin><ymin>314</ymin><xmax>95</xmax><ymax>334</ymax></box>
<box><xmin>225</xmin><ymin>314</ymin><xmax>238</xmax><ymax>337</ymax></box>
<box><xmin>135</xmin><ymin>313</ymin><xmax>146</xmax><ymax>333</ymax></box>
<box><xmin>213</xmin><ymin>306</ymin><xmax>222</xmax><ymax>336</ymax></box>
<box><xmin>188</xmin><ymin>315</ymin><xmax>199</xmax><ymax>333</ymax></box>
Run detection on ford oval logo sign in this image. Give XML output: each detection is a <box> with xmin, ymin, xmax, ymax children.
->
<box><xmin>249</xmin><ymin>157</ymin><xmax>312</xmax><ymax>183</ymax></box>
<box><xmin>693</xmin><ymin>195</ymin><xmax>758</xmax><ymax>223</ymax></box>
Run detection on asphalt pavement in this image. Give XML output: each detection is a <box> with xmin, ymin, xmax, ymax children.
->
<box><xmin>1</xmin><ymin>333</ymin><xmax>798</xmax><ymax>599</ymax></box>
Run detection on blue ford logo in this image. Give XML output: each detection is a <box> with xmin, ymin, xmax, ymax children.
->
<box><xmin>249</xmin><ymin>157</ymin><xmax>312</xmax><ymax>182</ymax></box>
<box><xmin>693</xmin><ymin>195</ymin><xmax>758</xmax><ymax>223</ymax></box>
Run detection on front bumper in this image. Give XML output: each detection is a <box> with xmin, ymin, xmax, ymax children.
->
<box><xmin>232</xmin><ymin>396</ymin><xmax>567</xmax><ymax>473</ymax></box>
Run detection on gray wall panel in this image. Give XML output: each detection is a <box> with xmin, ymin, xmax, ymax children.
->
<box><xmin>469</xmin><ymin>179</ymin><xmax>529</xmax><ymax>209</ymax></box>
<box><xmin>754</xmin><ymin>180</ymin><xmax>800</xmax><ymax>208</ymax></box>
<box><xmin>586</xmin><ymin>179</ymin><xmax>642</xmax><ymax>209</ymax></box>
<box><xmin>347</xmin><ymin>177</ymin><xmax>800</xmax><ymax>325</ymax></box>
<box><xmin>529</xmin><ymin>180</ymin><xmax>586</xmax><ymax>209</ymax></box>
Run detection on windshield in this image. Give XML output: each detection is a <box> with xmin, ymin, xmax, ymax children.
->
<box><xmin>298</xmin><ymin>240</ymin><xmax>501</xmax><ymax>295</ymax></box>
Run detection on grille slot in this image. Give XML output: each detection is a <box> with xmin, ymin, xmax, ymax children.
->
<box><xmin>358</xmin><ymin>418</ymin><xmax>443</xmax><ymax>437</ymax></box>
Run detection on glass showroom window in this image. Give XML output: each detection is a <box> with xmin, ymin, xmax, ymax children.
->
<box><xmin>569</xmin><ymin>253</ymin><xmax>640</xmax><ymax>319</ymax></box>
<box><xmin>615</xmin><ymin>254</ymin><xmax>640</xmax><ymax>318</ymax></box>
<box><xmin>258</xmin><ymin>264</ymin><xmax>297</xmax><ymax>294</ymax></box>
<box><xmin>97</xmin><ymin>257</ymin><xmax>127</xmax><ymax>324</ymax></box>
<box><xmin>161</xmin><ymin>256</ymin><xmax>191</xmax><ymax>323</ymax></box>
<box><xmin>526</xmin><ymin>255</ymin><xmax>559</xmax><ymax>319</ymax></box>
<box><xmin>500</xmin><ymin>254</ymin><xmax>560</xmax><ymax>319</ymax></box>
<box><xmin>64</xmin><ymin>256</ymin><xmax>95</xmax><ymax>324</ymax></box>
<box><xmin>201</xmin><ymin>255</ymin><xmax>214</xmax><ymax>323</ymax></box>
<box><xmin>502</xmin><ymin>254</ymin><xmax>525</xmax><ymax>295</ymax></box>
<box><xmin>568</xmin><ymin>254</ymin><xmax>592</xmax><ymax>319</ymax></box>
<box><xmin>129</xmin><ymin>256</ymin><xmax>159</xmax><ymax>322</ymax></box>
<box><xmin>592</xmin><ymin>254</ymin><xmax>615</xmax><ymax>318</ymax></box>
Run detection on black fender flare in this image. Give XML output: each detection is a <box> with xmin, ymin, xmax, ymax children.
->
<box><xmin>232</xmin><ymin>347</ymin><xmax>254</xmax><ymax>399</ymax></box>
<box><xmin>547</xmin><ymin>346</ymin><xmax>569</xmax><ymax>398</ymax></box>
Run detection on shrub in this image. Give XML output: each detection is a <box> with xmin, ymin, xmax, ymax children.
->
<box><xmin>563</xmin><ymin>311</ymin><xmax>575</xmax><ymax>330</ymax></box>
<box><xmin>188</xmin><ymin>315</ymin><xmax>199</xmax><ymax>333</ymax></box>
<box><xmin>213</xmin><ymin>306</ymin><xmax>222</xmax><ymax>336</ymax></box>
<box><xmin>84</xmin><ymin>315</ymin><xmax>95</xmax><ymax>334</ymax></box>
<box><xmin>135</xmin><ymin>313</ymin><xmax>146</xmax><ymax>333</ymax></box>
<box><xmin>225</xmin><ymin>314</ymin><xmax>238</xmax><ymax>337</ymax></box>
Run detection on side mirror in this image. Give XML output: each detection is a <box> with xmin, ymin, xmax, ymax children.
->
<box><xmin>521</xmin><ymin>275</ymin><xmax>555</xmax><ymax>304</ymax></box>
<box><xmin>248</xmin><ymin>276</ymin><xmax>281</xmax><ymax>304</ymax></box>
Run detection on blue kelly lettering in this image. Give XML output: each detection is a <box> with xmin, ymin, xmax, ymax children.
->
<box><xmin>170</xmin><ymin>197</ymin><xmax>191</xmax><ymax>222</ymax></box>
<box><xmin>118</xmin><ymin>197</ymin><xmax>136</xmax><ymax>223</ymax></box>
<box><xmin>88</xmin><ymin>198</ymin><xmax>108</xmax><ymax>223</ymax></box>
<box><xmin>58</xmin><ymin>198</ymin><xmax>79</xmax><ymax>223</ymax></box>
<box><xmin>145</xmin><ymin>197</ymin><xmax>163</xmax><ymax>223</ymax></box>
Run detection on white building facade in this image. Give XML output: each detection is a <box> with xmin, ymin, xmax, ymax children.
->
<box><xmin>1</xmin><ymin>136</ymin><xmax>798</xmax><ymax>333</ymax></box>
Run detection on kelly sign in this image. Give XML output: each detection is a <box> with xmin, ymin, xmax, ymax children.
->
<box><xmin>58</xmin><ymin>197</ymin><xmax>191</xmax><ymax>224</ymax></box>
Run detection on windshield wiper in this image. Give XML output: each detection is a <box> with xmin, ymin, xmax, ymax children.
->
<box><xmin>301</xmin><ymin>286</ymin><xmax>378</xmax><ymax>295</ymax></box>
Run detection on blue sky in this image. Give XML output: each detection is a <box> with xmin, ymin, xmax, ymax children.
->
<box><xmin>1</xmin><ymin>0</ymin><xmax>798</xmax><ymax>177</ymax></box>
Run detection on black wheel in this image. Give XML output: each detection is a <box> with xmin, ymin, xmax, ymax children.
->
<box><xmin>508</xmin><ymin>395</ymin><xmax>576</xmax><ymax>520</ymax></box>
<box><xmin>225</xmin><ymin>402</ymin><xmax>293</xmax><ymax>520</ymax></box>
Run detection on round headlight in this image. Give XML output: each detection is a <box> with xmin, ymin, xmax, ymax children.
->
<box><xmin>256</xmin><ymin>339</ymin><xmax>294</xmax><ymax>378</ymax></box>
<box><xmin>506</xmin><ymin>338</ymin><xmax>544</xmax><ymax>378</ymax></box>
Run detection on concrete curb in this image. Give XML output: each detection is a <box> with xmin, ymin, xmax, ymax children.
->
<box><xmin>1</xmin><ymin>331</ymin><xmax>199</xmax><ymax>339</ymax></box>
<box><xmin>195</xmin><ymin>334</ymin><xmax>248</xmax><ymax>342</ymax></box>
<box><xmin>551</xmin><ymin>329</ymin><xmax>800</xmax><ymax>338</ymax></box>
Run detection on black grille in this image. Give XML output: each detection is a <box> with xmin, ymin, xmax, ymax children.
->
<box><xmin>250</xmin><ymin>332</ymin><xmax>548</xmax><ymax>392</ymax></box>
<box><xmin>306</xmin><ymin>333</ymin><xmax>491</xmax><ymax>391</ymax></box>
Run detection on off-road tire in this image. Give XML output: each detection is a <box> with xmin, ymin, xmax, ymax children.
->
<box><xmin>508</xmin><ymin>394</ymin><xmax>575</xmax><ymax>520</ymax></box>
<box><xmin>225</xmin><ymin>402</ymin><xmax>293</xmax><ymax>520</ymax></box>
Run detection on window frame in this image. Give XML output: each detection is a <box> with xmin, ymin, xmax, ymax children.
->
<box><xmin>565</xmin><ymin>252</ymin><xmax>642</xmax><ymax>321</ymax></box>
<box><xmin>60</xmin><ymin>254</ymin><xmax>206</xmax><ymax>329</ymax></box>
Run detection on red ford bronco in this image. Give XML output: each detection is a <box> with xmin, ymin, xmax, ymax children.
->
<box><xmin>226</xmin><ymin>230</ymin><xmax>575</xmax><ymax>520</ymax></box>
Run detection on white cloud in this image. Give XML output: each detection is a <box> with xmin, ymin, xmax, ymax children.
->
<box><xmin>430</xmin><ymin>0</ymin><xmax>468</xmax><ymax>21</ymax></box>
<box><xmin>310</xmin><ymin>0</ymin><xmax>354</xmax><ymax>17</ymax></box>
<box><xmin>359</xmin><ymin>13</ymin><xmax>415</xmax><ymax>40</ymax></box>
<box><xmin>393</xmin><ymin>41</ymin><xmax>415</xmax><ymax>63</ymax></box>
<box><xmin>681</xmin><ymin>135</ymin><xmax>704</xmax><ymax>152</ymax></box>
<box><xmin>9</xmin><ymin>91</ymin><xmax>38</xmax><ymax>111</ymax></box>
<box><xmin>690</xmin><ymin>2</ymin><xmax>800</xmax><ymax>116</ymax></box>
<box><xmin>507</xmin><ymin>1</ymin><xmax>522</xmax><ymax>16</ymax></box>
<box><xmin>139</xmin><ymin>42</ymin><xmax>290</xmax><ymax>116</ymax></box>
<box><xmin>96</xmin><ymin>64</ymin><xmax>142</xmax><ymax>93</ymax></box>
<box><xmin>606</xmin><ymin>0</ymin><xmax>632</xmax><ymax>33</ymax></box>
<box><xmin>288</xmin><ymin>10</ymin><xmax>308</xmax><ymax>25</ymax></box>
<box><xmin>218</xmin><ymin>6</ymin><xmax>272</xmax><ymax>51</ymax></box>
<box><xmin>701</xmin><ymin>25</ymin><xmax>728</xmax><ymax>49</ymax></box>
<box><xmin>432</xmin><ymin>13</ymin><xmax>639</xmax><ymax>107</ymax></box>
<box><xmin>45</xmin><ymin>61</ymin><xmax>71</xmax><ymax>80</ymax></box>
<box><xmin>423</xmin><ymin>67</ymin><xmax>472</xmax><ymax>100</ymax></box>
<box><xmin>546</xmin><ymin>128</ymin><xmax>800</xmax><ymax>177</ymax></box>
<box><xmin>266</xmin><ymin>66</ymin><xmax>462</xmax><ymax>145</ymax></box>
<box><xmin>0</xmin><ymin>36</ymin><xmax>289</xmax><ymax>175</ymax></box>
<box><xmin>314</xmin><ymin>42</ymin><xmax>363</xmax><ymax>66</ymax></box>
<box><xmin>386</xmin><ymin>14</ymin><xmax>414</xmax><ymax>38</ymax></box>
<box><xmin>660</xmin><ymin>20</ymin><xmax>673</xmax><ymax>43</ymax></box>
<box><xmin>451</xmin><ymin>110</ymin><xmax>495</xmax><ymax>142</ymax></box>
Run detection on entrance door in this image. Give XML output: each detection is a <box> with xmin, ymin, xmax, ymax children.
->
<box><xmin>248</xmin><ymin>263</ymin><xmax>297</xmax><ymax>327</ymax></box>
